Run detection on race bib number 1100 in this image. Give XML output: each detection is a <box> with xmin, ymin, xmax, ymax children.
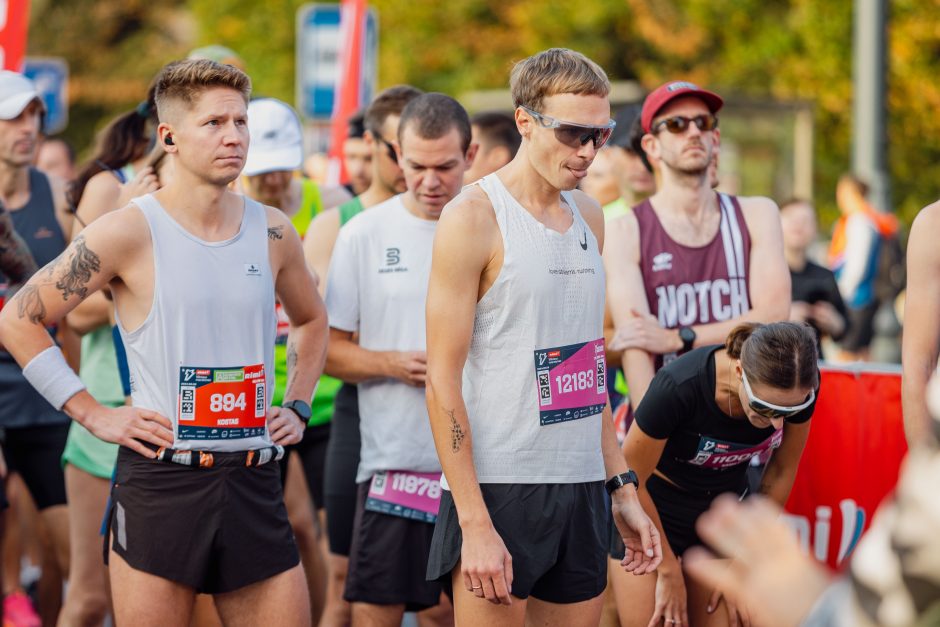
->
<box><xmin>178</xmin><ymin>364</ymin><xmax>266</xmax><ymax>440</ymax></box>
<box><xmin>534</xmin><ymin>338</ymin><xmax>607</xmax><ymax>426</ymax></box>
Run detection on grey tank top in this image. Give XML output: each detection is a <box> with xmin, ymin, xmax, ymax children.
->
<box><xmin>448</xmin><ymin>174</ymin><xmax>607</xmax><ymax>486</ymax></box>
<box><xmin>116</xmin><ymin>194</ymin><xmax>277</xmax><ymax>452</ymax></box>
<box><xmin>0</xmin><ymin>168</ymin><xmax>70</xmax><ymax>427</ymax></box>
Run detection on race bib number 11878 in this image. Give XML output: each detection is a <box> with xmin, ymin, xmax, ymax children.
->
<box><xmin>534</xmin><ymin>338</ymin><xmax>607</xmax><ymax>426</ymax></box>
<box><xmin>177</xmin><ymin>364</ymin><xmax>266</xmax><ymax>441</ymax></box>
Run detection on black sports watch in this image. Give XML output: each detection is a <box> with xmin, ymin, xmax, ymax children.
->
<box><xmin>678</xmin><ymin>326</ymin><xmax>696</xmax><ymax>353</ymax></box>
<box><xmin>605</xmin><ymin>470</ymin><xmax>639</xmax><ymax>495</ymax></box>
<box><xmin>282</xmin><ymin>399</ymin><xmax>312</xmax><ymax>424</ymax></box>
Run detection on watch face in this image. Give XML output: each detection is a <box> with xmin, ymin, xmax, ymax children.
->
<box><xmin>680</xmin><ymin>327</ymin><xmax>695</xmax><ymax>342</ymax></box>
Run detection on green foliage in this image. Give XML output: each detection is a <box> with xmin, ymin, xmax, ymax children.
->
<box><xmin>24</xmin><ymin>0</ymin><xmax>940</xmax><ymax>225</ymax></box>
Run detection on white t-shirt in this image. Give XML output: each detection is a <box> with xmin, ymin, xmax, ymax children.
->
<box><xmin>325</xmin><ymin>195</ymin><xmax>441</xmax><ymax>483</ymax></box>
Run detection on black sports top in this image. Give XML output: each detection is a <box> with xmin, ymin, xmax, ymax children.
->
<box><xmin>634</xmin><ymin>345</ymin><xmax>816</xmax><ymax>496</ymax></box>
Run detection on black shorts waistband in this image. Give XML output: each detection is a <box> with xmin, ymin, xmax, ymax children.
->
<box><xmin>137</xmin><ymin>441</ymin><xmax>285</xmax><ymax>469</ymax></box>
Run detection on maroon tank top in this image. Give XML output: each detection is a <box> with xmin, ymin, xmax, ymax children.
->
<box><xmin>634</xmin><ymin>193</ymin><xmax>752</xmax><ymax>369</ymax></box>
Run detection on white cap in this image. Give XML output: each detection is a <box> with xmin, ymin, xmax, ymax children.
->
<box><xmin>244</xmin><ymin>98</ymin><xmax>303</xmax><ymax>176</ymax></box>
<box><xmin>0</xmin><ymin>71</ymin><xmax>43</xmax><ymax>120</ymax></box>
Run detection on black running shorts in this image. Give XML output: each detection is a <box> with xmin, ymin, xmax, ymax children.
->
<box><xmin>427</xmin><ymin>482</ymin><xmax>608</xmax><ymax>604</ymax></box>
<box><xmin>2</xmin><ymin>422</ymin><xmax>69</xmax><ymax>510</ymax></box>
<box><xmin>106</xmin><ymin>446</ymin><xmax>300</xmax><ymax>594</ymax></box>
<box><xmin>278</xmin><ymin>422</ymin><xmax>331</xmax><ymax>510</ymax></box>
<box><xmin>344</xmin><ymin>481</ymin><xmax>442</xmax><ymax>611</ymax></box>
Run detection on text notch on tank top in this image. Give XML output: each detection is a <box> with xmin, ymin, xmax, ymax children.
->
<box><xmin>450</xmin><ymin>173</ymin><xmax>606</xmax><ymax>486</ymax></box>
<box><xmin>635</xmin><ymin>191</ymin><xmax>752</xmax><ymax>368</ymax></box>
<box><xmin>115</xmin><ymin>193</ymin><xmax>277</xmax><ymax>453</ymax></box>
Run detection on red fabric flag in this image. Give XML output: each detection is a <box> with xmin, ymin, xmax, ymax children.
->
<box><xmin>326</xmin><ymin>0</ymin><xmax>366</xmax><ymax>186</ymax></box>
<box><xmin>0</xmin><ymin>0</ymin><xmax>30</xmax><ymax>71</ymax></box>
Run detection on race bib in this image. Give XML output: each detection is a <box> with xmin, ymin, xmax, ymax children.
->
<box><xmin>177</xmin><ymin>364</ymin><xmax>267</xmax><ymax>440</ymax></box>
<box><xmin>687</xmin><ymin>429</ymin><xmax>784</xmax><ymax>470</ymax></box>
<box><xmin>534</xmin><ymin>339</ymin><xmax>607</xmax><ymax>426</ymax></box>
<box><xmin>364</xmin><ymin>470</ymin><xmax>442</xmax><ymax>523</ymax></box>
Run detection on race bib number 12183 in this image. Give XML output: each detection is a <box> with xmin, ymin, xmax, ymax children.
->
<box><xmin>534</xmin><ymin>339</ymin><xmax>607</xmax><ymax>426</ymax></box>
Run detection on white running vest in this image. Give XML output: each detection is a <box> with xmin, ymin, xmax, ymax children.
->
<box><xmin>456</xmin><ymin>174</ymin><xmax>607</xmax><ymax>484</ymax></box>
<box><xmin>116</xmin><ymin>194</ymin><xmax>276</xmax><ymax>452</ymax></box>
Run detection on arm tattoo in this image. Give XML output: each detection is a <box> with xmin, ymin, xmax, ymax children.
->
<box><xmin>446</xmin><ymin>407</ymin><xmax>466</xmax><ymax>453</ymax></box>
<box><xmin>14</xmin><ymin>284</ymin><xmax>46</xmax><ymax>324</ymax></box>
<box><xmin>267</xmin><ymin>225</ymin><xmax>284</xmax><ymax>241</ymax></box>
<box><xmin>286</xmin><ymin>342</ymin><xmax>298</xmax><ymax>376</ymax></box>
<box><xmin>0</xmin><ymin>211</ymin><xmax>37</xmax><ymax>284</ymax></box>
<box><xmin>54</xmin><ymin>235</ymin><xmax>101</xmax><ymax>301</ymax></box>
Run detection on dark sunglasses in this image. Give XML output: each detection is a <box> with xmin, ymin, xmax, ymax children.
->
<box><xmin>372</xmin><ymin>132</ymin><xmax>398</xmax><ymax>162</ymax></box>
<box><xmin>520</xmin><ymin>106</ymin><xmax>616</xmax><ymax>149</ymax></box>
<box><xmin>652</xmin><ymin>114</ymin><xmax>719</xmax><ymax>135</ymax></box>
<box><xmin>741</xmin><ymin>370</ymin><xmax>815</xmax><ymax>420</ymax></box>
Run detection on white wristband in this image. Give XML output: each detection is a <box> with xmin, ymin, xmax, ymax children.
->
<box><xmin>22</xmin><ymin>346</ymin><xmax>86</xmax><ymax>411</ymax></box>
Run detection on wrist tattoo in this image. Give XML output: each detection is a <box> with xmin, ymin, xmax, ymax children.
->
<box><xmin>446</xmin><ymin>407</ymin><xmax>465</xmax><ymax>453</ymax></box>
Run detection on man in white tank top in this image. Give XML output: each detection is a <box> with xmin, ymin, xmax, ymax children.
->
<box><xmin>0</xmin><ymin>59</ymin><xmax>327</xmax><ymax>626</ymax></box>
<box><xmin>423</xmin><ymin>49</ymin><xmax>662</xmax><ymax>627</ymax></box>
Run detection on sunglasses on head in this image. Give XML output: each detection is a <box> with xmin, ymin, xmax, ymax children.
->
<box><xmin>521</xmin><ymin>106</ymin><xmax>616</xmax><ymax>149</ymax></box>
<box><xmin>652</xmin><ymin>114</ymin><xmax>719</xmax><ymax>135</ymax></box>
<box><xmin>741</xmin><ymin>370</ymin><xmax>815</xmax><ymax>420</ymax></box>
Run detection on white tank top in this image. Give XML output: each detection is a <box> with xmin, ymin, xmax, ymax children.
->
<box><xmin>457</xmin><ymin>174</ymin><xmax>607</xmax><ymax>484</ymax></box>
<box><xmin>116</xmin><ymin>194</ymin><xmax>276</xmax><ymax>452</ymax></box>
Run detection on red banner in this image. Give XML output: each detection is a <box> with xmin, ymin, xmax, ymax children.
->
<box><xmin>0</xmin><ymin>0</ymin><xmax>30</xmax><ymax>71</ymax></box>
<box><xmin>783</xmin><ymin>364</ymin><xmax>907</xmax><ymax>571</ymax></box>
<box><xmin>326</xmin><ymin>0</ymin><xmax>366</xmax><ymax>185</ymax></box>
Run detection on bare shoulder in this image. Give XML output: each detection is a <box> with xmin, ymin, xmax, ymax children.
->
<box><xmin>569</xmin><ymin>188</ymin><xmax>605</xmax><ymax>247</ymax></box>
<box><xmin>438</xmin><ymin>185</ymin><xmax>498</xmax><ymax>233</ymax></box>
<box><xmin>74</xmin><ymin>202</ymin><xmax>152</xmax><ymax>259</ymax></box>
<box><xmin>736</xmin><ymin>195</ymin><xmax>780</xmax><ymax>223</ymax></box>
<box><xmin>262</xmin><ymin>204</ymin><xmax>302</xmax><ymax>244</ymax></box>
<box><xmin>319</xmin><ymin>184</ymin><xmax>352</xmax><ymax>210</ymax></box>
<box><xmin>910</xmin><ymin>200</ymin><xmax>940</xmax><ymax>262</ymax></box>
<box><xmin>912</xmin><ymin>199</ymin><xmax>940</xmax><ymax>232</ymax></box>
<box><xmin>74</xmin><ymin>170</ymin><xmax>122</xmax><ymax>226</ymax></box>
<box><xmin>604</xmin><ymin>208</ymin><xmax>641</xmax><ymax>263</ymax></box>
<box><xmin>306</xmin><ymin>205</ymin><xmax>341</xmax><ymax>239</ymax></box>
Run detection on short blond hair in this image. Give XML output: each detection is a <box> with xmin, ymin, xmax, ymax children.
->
<box><xmin>510</xmin><ymin>48</ymin><xmax>609</xmax><ymax>112</ymax></box>
<box><xmin>154</xmin><ymin>59</ymin><xmax>251</xmax><ymax>122</ymax></box>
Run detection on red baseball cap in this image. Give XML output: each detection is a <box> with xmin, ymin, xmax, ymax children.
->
<box><xmin>640</xmin><ymin>81</ymin><xmax>723</xmax><ymax>133</ymax></box>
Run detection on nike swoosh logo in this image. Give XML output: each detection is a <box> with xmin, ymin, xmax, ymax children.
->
<box><xmin>579</xmin><ymin>231</ymin><xmax>588</xmax><ymax>250</ymax></box>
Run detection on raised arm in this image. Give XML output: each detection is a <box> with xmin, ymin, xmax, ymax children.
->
<box><xmin>266</xmin><ymin>210</ymin><xmax>328</xmax><ymax>444</ymax></box>
<box><xmin>902</xmin><ymin>201</ymin><xmax>940</xmax><ymax>443</ymax></box>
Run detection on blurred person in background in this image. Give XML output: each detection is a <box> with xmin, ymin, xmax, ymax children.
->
<box><xmin>462</xmin><ymin>111</ymin><xmax>519</xmax><ymax>185</ymax></box>
<box><xmin>342</xmin><ymin>110</ymin><xmax>371</xmax><ymax>196</ymax></box>
<box><xmin>36</xmin><ymin>137</ymin><xmax>76</xmax><ymax>183</ymax></box>
<box><xmin>828</xmin><ymin>174</ymin><xmax>900</xmax><ymax>362</ymax></box>
<box><xmin>780</xmin><ymin>199</ymin><xmax>847</xmax><ymax>360</ymax></box>
<box><xmin>0</xmin><ymin>70</ymin><xmax>74</xmax><ymax>627</ymax></box>
<box><xmin>581</xmin><ymin>104</ymin><xmax>654</xmax><ymax>222</ymax></box>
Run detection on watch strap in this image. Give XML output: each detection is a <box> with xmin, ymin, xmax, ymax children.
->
<box><xmin>605</xmin><ymin>470</ymin><xmax>639</xmax><ymax>495</ymax></box>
